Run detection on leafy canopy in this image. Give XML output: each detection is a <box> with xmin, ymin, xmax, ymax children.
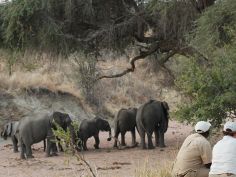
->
<box><xmin>176</xmin><ymin>0</ymin><xmax>236</xmax><ymax>126</ymax></box>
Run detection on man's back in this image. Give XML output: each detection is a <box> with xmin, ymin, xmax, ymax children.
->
<box><xmin>210</xmin><ymin>136</ymin><xmax>236</xmax><ymax>174</ymax></box>
<box><xmin>172</xmin><ymin>133</ymin><xmax>212</xmax><ymax>175</ymax></box>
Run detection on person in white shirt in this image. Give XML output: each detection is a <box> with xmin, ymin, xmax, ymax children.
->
<box><xmin>209</xmin><ymin>121</ymin><xmax>236</xmax><ymax>177</ymax></box>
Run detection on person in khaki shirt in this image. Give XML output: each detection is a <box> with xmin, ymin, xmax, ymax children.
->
<box><xmin>172</xmin><ymin>121</ymin><xmax>212</xmax><ymax>177</ymax></box>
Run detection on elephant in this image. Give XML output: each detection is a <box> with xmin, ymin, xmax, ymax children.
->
<box><xmin>77</xmin><ymin>116</ymin><xmax>112</xmax><ymax>151</ymax></box>
<box><xmin>50</xmin><ymin>111</ymin><xmax>76</xmax><ymax>152</ymax></box>
<box><xmin>113</xmin><ymin>107</ymin><xmax>138</xmax><ymax>148</ymax></box>
<box><xmin>17</xmin><ymin>113</ymin><xmax>57</xmax><ymax>159</ymax></box>
<box><xmin>1</xmin><ymin>121</ymin><xmax>47</xmax><ymax>153</ymax></box>
<box><xmin>18</xmin><ymin>111</ymin><xmax>75</xmax><ymax>159</ymax></box>
<box><xmin>1</xmin><ymin>121</ymin><xmax>20</xmax><ymax>152</ymax></box>
<box><xmin>136</xmin><ymin>100</ymin><xmax>169</xmax><ymax>149</ymax></box>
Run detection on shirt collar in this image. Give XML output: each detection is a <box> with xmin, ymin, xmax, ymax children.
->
<box><xmin>223</xmin><ymin>135</ymin><xmax>236</xmax><ymax>141</ymax></box>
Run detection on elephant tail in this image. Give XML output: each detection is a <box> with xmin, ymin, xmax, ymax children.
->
<box><xmin>138</xmin><ymin>101</ymin><xmax>154</xmax><ymax>136</ymax></box>
<box><xmin>114</xmin><ymin>109</ymin><xmax>124</xmax><ymax>134</ymax></box>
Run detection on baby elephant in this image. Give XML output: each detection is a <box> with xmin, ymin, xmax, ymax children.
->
<box><xmin>113</xmin><ymin>107</ymin><xmax>138</xmax><ymax>148</ymax></box>
<box><xmin>78</xmin><ymin>116</ymin><xmax>112</xmax><ymax>151</ymax></box>
<box><xmin>1</xmin><ymin>121</ymin><xmax>19</xmax><ymax>152</ymax></box>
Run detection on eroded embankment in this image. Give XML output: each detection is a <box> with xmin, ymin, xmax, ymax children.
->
<box><xmin>0</xmin><ymin>87</ymin><xmax>91</xmax><ymax>127</ymax></box>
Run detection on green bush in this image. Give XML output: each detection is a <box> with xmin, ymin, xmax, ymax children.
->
<box><xmin>176</xmin><ymin>48</ymin><xmax>236</xmax><ymax>126</ymax></box>
<box><xmin>175</xmin><ymin>0</ymin><xmax>236</xmax><ymax>126</ymax></box>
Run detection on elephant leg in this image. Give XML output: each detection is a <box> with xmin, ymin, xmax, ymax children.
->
<box><xmin>138</xmin><ymin>125</ymin><xmax>146</xmax><ymax>149</ymax></box>
<box><xmin>131</xmin><ymin>129</ymin><xmax>136</xmax><ymax>146</ymax></box>
<box><xmin>94</xmin><ymin>134</ymin><xmax>100</xmax><ymax>149</ymax></box>
<box><xmin>77</xmin><ymin>139</ymin><xmax>83</xmax><ymax>150</ymax></box>
<box><xmin>25</xmin><ymin>145</ymin><xmax>34</xmax><ymax>158</ymax></box>
<box><xmin>113</xmin><ymin>130</ymin><xmax>120</xmax><ymax>148</ymax></box>
<box><xmin>43</xmin><ymin>139</ymin><xmax>46</xmax><ymax>152</ymax></box>
<box><xmin>137</xmin><ymin>121</ymin><xmax>146</xmax><ymax>149</ymax></box>
<box><xmin>83</xmin><ymin>139</ymin><xmax>88</xmax><ymax>151</ymax></box>
<box><xmin>158</xmin><ymin>131</ymin><xmax>166</xmax><ymax>148</ymax></box>
<box><xmin>51</xmin><ymin>143</ymin><xmax>58</xmax><ymax>154</ymax></box>
<box><xmin>154</xmin><ymin>129</ymin><xmax>159</xmax><ymax>147</ymax></box>
<box><xmin>12</xmin><ymin>136</ymin><xmax>18</xmax><ymax>153</ymax></box>
<box><xmin>147</xmin><ymin>132</ymin><xmax>154</xmax><ymax>149</ymax></box>
<box><xmin>56</xmin><ymin>137</ymin><xmax>63</xmax><ymax>152</ymax></box>
<box><xmin>58</xmin><ymin>142</ymin><xmax>64</xmax><ymax>152</ymax></box>
<box><xmin>46</xmin><ymin>138</ymin><xmax>53</xmax><ymax>157</ymax></box>
<box><xmin>20</xmin><ymin>142</ymin><xmax>26</xmax><ymax>159</ymax></box>
<box><xmin>121</xmin><ymin>132</ymin><xmax>126</xmax><ymax>146</ymax></box>
<box><xmin>51</xmin><ymin>143</ymin><xmax>58</xmax><ymax>156</ymax></box>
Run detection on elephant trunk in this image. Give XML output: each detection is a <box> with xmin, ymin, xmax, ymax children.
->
<box><xmin>107</xmin><ymin>127</ymin><xmax>112</xmax><ymax>141</ymax></box>
<box><xmin>1</xmin><ymin>130</ymin><xmax>7</xmax><ymax>140</ymax></box>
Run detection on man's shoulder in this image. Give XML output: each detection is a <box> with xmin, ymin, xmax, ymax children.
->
<box><xmin>189</xmin><ymin>133</ymin><xmax>211</xmax><ymax>145</ymax></box>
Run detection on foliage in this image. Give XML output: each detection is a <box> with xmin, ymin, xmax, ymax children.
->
<box><xmin>52</xmin><ymin>120</ymin><xmax>80</xmax><ymax>154</ymax></box>
<box><xmin>175</xmin><ymin>0</ymin><xmax>236</xmax><ymax>126</ymax></box>
<box><xmin>69</xmin><ymin>52</ymin><xmax>98</xmax><ymax>104</ymax></box>
<box><xmin>0</xmin><ymin>0</ymin><xmax>69</xmax><ymax>52</ymax></box>
<box><xmin>0</xmin><ymin>0</ymin><xmax>135</xmax><ymax>53</ymax></box>
<box><xmin>147</xmin><ymin>0</ymin><xmax>199</xmax><ymax>42</ymax></box>
<box><xmin>190</xmin><ymin>0</ymin><xmax>236</xmax><ymax>56</ymax></box>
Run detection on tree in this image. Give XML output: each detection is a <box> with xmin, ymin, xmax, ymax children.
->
<box><xmin>175</xmin><ymin>0</ymin><xmax>236</xmax><ymax>126</ymax></box>
<box><xmin>2</xmin><ymin>0</ymin><xmax>235</xmax><ymax>126</ymax></box>
<box><xmin>0</xmin><ymin>0</ymin><xmax>214</xmax><ymax>54</ymax></box>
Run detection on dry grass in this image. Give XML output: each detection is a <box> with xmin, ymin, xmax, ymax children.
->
<box><xmin>0</xmin><ymin>49</ymin><xmax>184</xmax><ymax>119</ymax></box>
<box><xmin>135</xmin><ymin>159</ymin><xmax>172</xmax><ymax>177</ymax></box>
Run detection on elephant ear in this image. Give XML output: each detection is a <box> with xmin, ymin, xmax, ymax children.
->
<box><xmin>161</xmin><ymin>101</ymin><xmax>169</xmax><ymax>111</ymax></box>
<box><xmin>161</xmin><ymin>102</ymin><xmax>169</xmax><ymax>133</ymax></box>
<box><xmin>65</xmin><ymin>114</ymin><xmax>72</xmax><ymax>125</ymax></box>
<box><xmin>95</xmin><ymin>117</ymin><xmax>103</xmax><ymax>128</ymax></box>
<box><xmin>161</xmin><ymin>101</ymin><xmax>170</xmax><ymax>120</ymax></box>
<box><xmin>6</xmin><ymin>122</ymin><xmax>13</xmax><ymax>136</ymax></box>
<box><xmin>130</xmin><ymin>107</ymin><xmax>138</xmax><ymax>116</ymax></box>
<box><xmin>52</xmin><ymin>112</ymin><xmax>70</xmax><ymax>130</ymax></box>
<box><xmin>95</xmin><ymin>117</ymin><xmax>108</xmax><ymax>130</ymax></box>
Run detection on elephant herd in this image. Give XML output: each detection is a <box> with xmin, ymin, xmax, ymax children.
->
<box><xmin>0</xmin><ymin>99</ymin><xmax>170</xmax><ymax>160</ymax></box>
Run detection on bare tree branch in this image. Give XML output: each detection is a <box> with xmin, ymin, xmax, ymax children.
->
<box><xmin>159</xmin><ymin>50</ymin><xmax>177</xmax><ymax>80</ymax></box>
<box><xmin>96</xmin><ymin>42</ymin><xmax>209</xmax><ymax>81</ymax></box>
<box><xmin>96</xmin><ymin>42</ymin><xmax>160</xmax><ymax>80</ymax></box>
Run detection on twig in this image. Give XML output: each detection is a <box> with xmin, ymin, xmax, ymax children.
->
<box><xmin>75</xmin><ymin>153</ymin><xmax>96</xmax><ymax>177</ymax></box>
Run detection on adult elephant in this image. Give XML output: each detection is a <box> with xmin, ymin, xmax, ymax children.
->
<box><xmin>113</xmin><ymin>107</ymin><xmax>138</xmax><ymax>148</ymax></box>
<box><xmin>1</xmin><ymin>121</ymin><xmax>47</xmax><ymax>153</ymax></box>
<box><xmin>77</xmin><ymin>116</ymin><xmax>112</xmax><ymax>151</ymax></box>
<box><xmin>1</xmin><ymin>121</ymin><xmax>20</xmax><ymax>152</ymax></box>
<box><xmin>136</xmin><ymin>100</ymin><xmax>169</xmax><ymax>149</ymax></box>
<box><xmin>18</xmin><ymin>111</ymin><xmax>75</xmax><ymax>159</ymax></box>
